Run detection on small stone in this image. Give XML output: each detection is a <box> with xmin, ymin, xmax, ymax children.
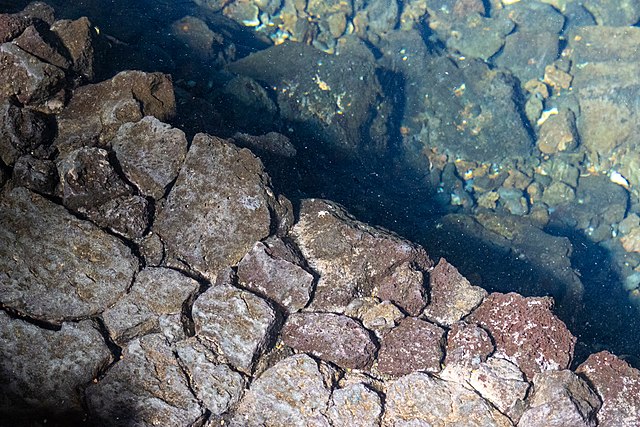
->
<box><xmin>445</xmin><ymin>321</ymin><xmax>494</xmax><ymax>366</ymax></box>
<box><xmin>282</xmin><ymin>312</ymin><xmax>377</xmax><ymax>370</ymax></box>
<box><xmin>327</xmin><ymin>383</ymin><xmax>382</xmax><ymax>427</ymax></box>
<box><xmin>477</xmin><ymin>190</ymin><xmax>500</xmax><ymax>209</ymax></box>
<box><xmin>361</xmin><ymin>300</ymin><xmax>405</xmax><ymax>333</ymax></box>
<box><xmin>537</xmin><ymin>109</ymin><xmax>578</xmax><ymax>154</ymax></box>
<box><xmin>544</xmin><ymin>64</ymin><xmax>572</xmax><ymax>94</ymax></box>
<box><xmin>542</xmin><ymin>181</ymin><xmax>575</xmax><ymax>206</ymax></box>
<box><xmin>377</xmin><ymin>317</ymin><xmax>445</xmax><ymax>376</ymax></box>
<box><xmin>583</xmin><ymin>0</ymin><xmax>640</xmax><ymax>26</ymax></box>
<box><xmin>621</xmin><ymin>227</ymin><xmax>640</xmax><ymax>253</ymax></box>
<box><xmin>139</xmin><ymin>232</ymin><xmax>164</xmax><ymax>266</ymax></box>
<box><xmin>376</xmin><ymin>260</ymin><xmax>427</xmax><ymax>315</ymax></box>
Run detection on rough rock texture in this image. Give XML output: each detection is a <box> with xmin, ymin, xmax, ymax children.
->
<box><xmin>50</xmin><ymin>17</ymin><xmax>96</xmax><ymax>80</ymax></box>
<box><xmin>291</xmin><ymin>198</ymin><xmax>432</xmax><ymax>312</ymax></box>
<box><xmin>237</xmin><ymin>237</ymin><xmax>315</xmax><ymax>313</ymax></box>
<box><xmin>382</xmin><ymin>372</ymin><xmax>513</xmax><ymax>426</ymax></box>
<box><xmin>376</xmin><ymin>260</ymin><xmax>427</xmax><ymax>316</ymax></box>
<box><xmin>192</xmin><ymin>284</ymin><xmax>277</xmax><ymax>374</ymax></box>
<box><xmin>576</xmin><ymin>351</ymin><xmax>640</xmax><ymax>426</ymax></box>
<box><xmin>111</xmin><ymin>116</ymin><xmax>188</xmax><ymax>200</ymax></box>
<box><xmin>0</xmin><ymin>312</ymin><xmax>112</xmax><ymax>420</ymax></box>
<box><xmin>424</xmin><ymin>258</ymin><xmax>487</xmax><ymax>326</ymax></box>
<box><xmin>282</xmin><ymin>312</ymin><xmax>377</xmax><ymax>370</ymax></box>
<box><xmin>445</xmin><ymin>321</ymin><xmax>494</xmax><ymax>366</ymax></box>
<box><xmin>0</xmin><ymin>100</ymin><xmax>52</xmax><ymax>166</ymax></box>
<box><xmin>86</xmin><ymin>333</ymin><xmax>204</xmax><ymax>426</ymax></box>
<box><xmin>360</xmin><ymin>300</ymin><xmax>405</xmax><ymax>333</ymax></box>
<box><xmin>518</xmin><ymin>370</ymin><xmax>600</xmax><ymax>427</ymax></box>
<box><xmin>102</xmin><ymin>267</ymin><xmax>199</xmax><ymax>344</ymax></box>
<box><xmin>0</xmin><ymin>187</ymin><xmax>137</xmax><ymax>322</ymax></box>
<box><xmin>327</xmin><ymin>383</ymin><xmax>382</xmax><ymax>427</ymax></box>
<box><xmin>14</xmin><ymin>24</ymin><xmax>70</xmax><ymax>70</ymax></box>
<box><xmin>230</xmin><ymin>354</ymin><xmax>333</xmax><ymax>426</ymax></box>
<box><xmin>13</xmin><ymin>155</ymin><xmax>57</xmax><ymax>194</ymax></box>
<box><xmin>377</xmin><ymin>316</ymin><xmax>445</xmax><ymax>376</ymax></box>
<box><xmin>467</xmin><ymin>293</ymin><xmax>576</xmax><ymax>381</ymax></box>
<box><xmin>154</xmin><ymin>133</ymin><xmax>279</xmax><ymax>281</ymax></box>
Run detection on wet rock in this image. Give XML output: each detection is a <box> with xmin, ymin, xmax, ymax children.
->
<box><xmin>0</xmin><ymin>41</ymin><xmax>65</xmax><ymax>104</ymax></box>
<box><xmin>576</xmin><ymin>351</ymin><xmax>640</xmax><ymax>426</ymax></box>
<box><xmin>50</xmin><ymin>17</ymin><xmax>96</xmax><ymax>81</ymax></box>
<box><xmin>467</xmin><ymin>292</ymin><xmax>576</xmax><ymax>381</ymax></box>
<box><xmin>354</xmin><ymin>0</ymin><xmax>399</xmax><ymax>38</ymax></box>
<box><xmin>221</xmin><ymin>76</ymin><xmax>279</xmax><ymax>134</ymax></box>
<box><xmin>376</xmin><ymin>260</ymin><xmax>427</xmax><ymax>315</ymax></box>
<box><xmin>282</xmin><ymin>312</ymin><xmax>376</xmax><ymax>370</ymax></box>
<box><xmin>154</xmin><ymin>133</ymin><xmax>280</xmax><ymax>281</ymax></box>
<box><xmin>542</xmin><ymin>180</ymin><xmax>575</xmax><ymax>206</ymax></box>
<box><xmin>621</xmin><ymin>227</ymin><xmax>640</xmax><ymax>253</ymax></box>
<box><xmin>230</xmin><ymin>354</ymin><xmax>333</xmax><ymax>426</ymax></box>
<box><xmin>86</xmin><ymin>333</ymin><xmax>204</xmax><ymax>426</ymax></box>
<box><xmin>237</xmin><ymin>237</ymin><xmax>314</xmax><ymax>313</ymax></box>
<box><xmin>14</xmin><ymin>24</ymin><xmax>70</xmax><ymax>70</ymax></box>
<box><xmin>55</xmin><ymin>70</ymin><xmax>175</xmax><ymax>155</ymax></box>
<box><xmin>0</xmin><ymin>99</ymin><xmax>56</xmax><ymax>165</ymax></box>
<box><xmin>102</xmin><ymin>267</ymin><xmax>199</xmax><ymax>344</ymax></box>
<box><xmin>19</xmin><ymin>2</ymin><xmax>55</xmax><ymax>26</ymax></box>
<box><xmin>500</xmin><ymin>1</ymin><xmax>565</xmax><ymax>34</ymax></box>
<box><xmin>327</xmin><ymin>383</ymin><xmax>382</xmax><ymax>427</ymax></box>
<box><xmin>232</xmin><ymin>131</ymin><xmax>296</xmax><ymax>158</ymax></box>
<box><xmin>382</xmin><ymin>372</ymin><xmax>513</xmax><ymax>426</ymax></box>
<box><xmin>360</xmin><ymin>300</ymin><xmax>405</xmax><ymax>333</ymax></box>
<box><xmin>0</xmin><ymin>312</ymin><xmax>112</xmax><ymax>421</ymax></box>
<box><xmin>0</xmin><ymin>13</ymin><xmax>31</xmax><ymax>43</ymax></box>
<box><xmin>518</xmin><ymin>370</ymin><xmax>600</xmax><ymax>427</ymax></box>
<box><xmin>291</xmin><ymin>198</ymin><xmax>432</xmax><ymax>312</ymax></box>
<box><xmin>139</xmin><ymin>231</ymin><xmax>165</xmax><ymax>266</ymax></box>
<box><xmin>424</xmin><ymin>258</ymin><xmax>487</xmax><ymax>326</ymax></box>
<box><xmin>536</xmin><ymin>109</ymin><xmax>578</xmax><ymax>154</ymax></box>
<box><xmin>583</xmin><ymin>0</ymin><xmax>640</xmax><ymax>25</ymax></box>
<box><xmin>174</xmin><ymin>337</ymin><xmax>246</xmax><ymax>417</ymax></box>
<box><xmin>192</xmin><ymin>284</ymin><xmax>277</xmax><ymax>374</ymax></box>
<box><xmin>13</xmin><ymin>155</ymin><xmax>57</xmax><ymax>194</ymax></box>
<box><xmin>445</xmin><ymin>321</ymin><xmax>494</xmax><ymax>366</ymax></box>
<box><xmin>497</xmin><ymin>187</ymin><xmax>529</xmax><ymax>216</ymax></box>
<box><xmin>495</xmin><ymin>31</ymin><xmax>559</xmax><ymax>84</ymax></box>
<box><xmin>377</xmin><ymin>316</ymin><xmax>445</xmax><ymax>376</ymax></box>
<box><xmin>0</xmin><ymin>187</ymin><xmax>137</xmax><ymax>322</ymax></box>
<box><xmin>111</xmin><ymin>116</ymin><xmax>188</xmax><ymax>200</ymax></box>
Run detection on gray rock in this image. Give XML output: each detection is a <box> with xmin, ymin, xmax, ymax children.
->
<box><xmin>424</xmin><ymin>258</ymin><xmax>487</xmax><ymax>326</ymax></box>
<box><xmin>360</xmin><ymin>300</ymin><xmax>405</xmax><ymax>333</ymax></box>
<box><xmin>282</xmin><ymin>312</ymin><xmax>377</xmax><ymax>370</ymax></box>
<box><xmin>237</xmin><ymin>237</ymin><xmax>314</xmax><ymax>313</ymax></box>
<box><xmin>446</xmin><ymin>14</ymin><xmax>514</xmax><ymax>61</ymax></box>
<box><xmin>327</xmin><ymin>383</ymin><xmax>382</xmax><ymax>427</ymax></box>
<box><xmin>174</xmin><ymin>337</ymin><xmax>246</xmax><ymax>416</ymax></box>
<box><xmin>13</xmin><ymin>155</ymin><xmax>57</xmax><ymax>195</ymax></box>
<box><xmin>230</xmin><ymin>354</ymin><xmax>333</xmax><ymax>426</ymax></box>
<box><xmin>112</xmin><ymin>116</ymin><xmax>188</xmax><ymax>200</ymax></box>
<box><xmin>500</xmin><ymin>1</ymin><xmax>565</xmax><ymax>34</ymax></box>
<box><xmin>232</xmin><ymin>131</ymin><xmax>296</xmax><ymax>158</ymax></box>
<box><xmin>377</xmin><ymin>316</ymin><xmax>445</xmax><ymax>376</ymax></box>
<box><xmin>542</xmin><ymin>181</ymin><xmax>575</xmax><ymax>206</ymax></box>
<box><xmin>154</xmin><ymin>133</ymin><xmax>279</xmax><ymax>281</ymax></box>
<box><xmin>139</xmin><ymin>231</ymin><xmax>165</xmax><ymax>266</ymax></box>
<box><xmin>445</xmin><ymin>321</ymin><xmax>494</xmax><ymax>366</ymax></box>
<box><xmin>0</xmin><ymin>98</ymin><xmax>52</xmax><ymax>166</ymax></box>
<box><xmin>291</xmin><ymin>198</ymin><xmax>432</xmax><ymax>312</ymax></box>
<box><xmin>192</xmin><ymin>284</ymin><xmax>277</xmax><ymax>373</ymax></box>
<box><xmin>86</xmin><ymin>333</ymin><xmax>204</xmax><ymax>426</ymax></box>
<box><xmin>382</xmin><ymin>372</ymin><xmax>513</xmax><ymax>426</ymax></box>
<box><xmin>583</xmin><ymin>0</ymin><xmax>640</xmax><ymax>25</ymax></box>
<box><xmin>0</xmin><ymin>312</ymin><xmax>112</xmax><ymax>420</ymax></box>
<box><xmin>0</xmin><ymin>187</ymin><xmax>137</xmax><ymax>322</ymax></box>
<box><xmin>518</xmin><ymin>370</ymin><xmax>600</xmax><ymax>427</ymax></box>
<box><xmin>102</xmin><ymin>267</ymin><xmax>199</xmax><ymax>344</ymax></box>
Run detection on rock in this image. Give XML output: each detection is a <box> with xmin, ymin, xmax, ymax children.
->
<box><xmin>291</xmin><ymin>198</ymin><xmax>432</xmax><ymax>312</ymax></box>
<box><xmin>621</xmin><ymin>227</ymin><xmax>640</xmax><ymax>253</ymax></box>
<box><xmin>518</xmin><ymin>370</ymin><xmax>600</xmax><ymax>427</ymax></box>
<box><xmin>424</xmin><ymin>258</ymin><xmax>487</xmax><ymax>326</ymax></box>
<box><xmin>237</xmin><ymin>237</ymin><xmax>314</xmax><ymax>313</ymax></box>
<box><xmin>467</xmin><ymin>292</ymin><xmax>576</xmax><ymax>381</ymax></box>
<box><xmin>50</xmin><ymin>17</ymin><xmax>96</xmax><ymax>81</ymax></box>
<box><xmin>583</xmin><ymin>0</ymin><xmax>640</xmax><ymax>25</ymax></box>
<box><xmin>139</xmin><ymin>231</ymin><xmax>164</xmax><ymax>266</ymax></box>
<box><xmin>537</xmin><ymin>109</ymin><xmax>578</xmax><ymax>154</ymax></box>
<box><xmin>495</xmin><ymin>31</ymin><xmax>559</xmax><ymax>84</ymax></box>
<box><xmin>13</xmin><ymin>155</ymin><xmax>57</xmax><ymax>195</ymax></box>
<box><xmin>500</xmin><ymin>1</ymin><xmax>565</xmax><ymax>34</ymax></box>
<box><xmin>377</xmin><ymin>316</ymin><xmax>445</xmax><ymax>376</ymax></box>
<box><xmin>497</xmin><ymin>187</ymin><xmax>529</xmax><ymax>216</ymax></box>
<box><xmin>220</xmin><ymin>77</ymin><xmax>280</xmax><ymax>134</ymax></box>
<box><xmin>230</xmin><ymin>354</ymin><xmax>333</xmax><ymax>426</ymax></box>
<box><xmin>14</xmin><ymin>24</ymin><xmax>70</xmax><ymax>70</ymax></box>
<box><xmin>0</xmin><ymin>187</ymin><xmax>137</xmax><ymax>322</ymax></box>
<box><xmin>154</xmin><ymin>133</ymin><xmax>280</xmax><ymax>281</ymax></box>
<box><xmin>382</xmin><ymin>372</ymin><xmax>513</xmax><ymax>426</ymax></box>
<box><xmin>102</xmin><ymin>267</ymin><xmax>199</xmax><ymax>344</ymax></box>
<box><xmin>576</xmin><ymin>351</ymin><xmax>640</xmax><ymax>426</ymax></box>
<box><xmin>542</xmin><ymin>180</ymin><xmax>575</xmax><ymax>206</ymax></box>
<box><xmin>54</xmin><ymin>70</ymin><xmax>175</xmax><ymax>155</ymax></box>
<box><xmin>360</xmin><ymin>300</ymin><xmax>405</xmax><ymax>333</ymax></box>
<box><xmin>174</xmin><ymin>338</ymin><xmax>246</xmax><ymax>417</ymax></box>
<box><xmin>0</xmin><ymin>312</ymin><xmax>112</xmax><ymax>422</ymax></box>
<box><xmin>88</xmin><ymin>194</ymin><xmax>150</xmax><ymax>239</ymax></box>
<box><xmin>192</xmin><ymin>284</ymin><xmax>277</xmax><ymax>373</ymax></box>
<box><xmin>445</xmin><ymin>321</ymin><xmax>494</xmax><ymax>366</ymax></box>
<box><xmin>232</xmin><ymin>131</ymin><xmax>296</xmax><ymax>158</ymax></box>
<box><xmin>111</xmin><ymin>116</ymin><xmax>188</xmax><ymax>200</ymax></box>
<box><xmin>376</xmin><ymin>260</ymin><xmax>427</xmax><ymax>316</ymax></box>
<box><xmin>327</xmin><ymin>383</ymin><xmax>382</xmax><ymax>427</ymax></box>
<box><xmin>86</xmin><ymin>334</ymin><xmax>204</xmax><ymax>426</ymax></box>
<box><xmin>0</xmin><ymin>13</ymin><xmax>31</xmax><ymax>43</ymax></box>
<box><xmin>282</xmin><ymin>312</ymin><xmax>377</xmax><ymax>370</ymax></box>
<box><xmin>0</xmin><ymin>95</ymin><xmax>52</xmax><ymax>166</ymax></box>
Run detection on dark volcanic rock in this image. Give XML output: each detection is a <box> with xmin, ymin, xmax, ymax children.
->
<box><xmin>154</xmin><ymin>133</ymin><xmax>281</xmax><ymax>281</ymax></box>
<box><xmin>423</xmin><ymin>258</ymin><xmax>487</xmax><ymax>326</ymax></box>
<box><xmin>111</xmin><ymin>116</ymin><xmax>188</xmax><ymax>200</ymax></box>
<box><xmin>14</xmin><ymin>24</ymin><xmax>71</xmax><ymax>70</ymax></box>
<box><xmin>50</xmin><ymin>17</ymin><xmax>96</xmax><ymax>81</ymax></box>
<box><xmin>576</xmin><ymin>351</ymin><xmax>640</xmax><ymax>426</ymax></box>
<box><xmin>0</xmin><ymin>13</ymin><xmax>31</xmax><ymax>43</ymax></box>
<box><xmin>291</xmin><ymin>198</ymin><xmax>432</xmax><ymax>312</ymax></box>
<box><xmin>376</xmin><ymin>260</ymin><xmax>426</xmax><ymax>316</ymax></box>
<box><xmin>495</xmin><ymin>30</ymin><xmax>559</xmax><ymax>83</ymax></box>
<box><xmin>445</xmin><ymin>321</ymin><xmax>494</xmax><ymax>366</ymax></box>
<box><xmin>0</xmin><ymin>100</ymin><xmax>52</xmax><ymax>166</ymax></box>
<box><xmin>282</xmin><ymin>312</ymin><xmax>376</xmax><ymax>370</ymax></box>
<box><xmin>237</xmin><ymin>237</ymin><xmax>314</xmax><ymax>313</ymax></box>
<box><xmin>377</xmin><ymin>317</ymin><xmax>445</xmax><ymax>376</ymax></box>
<box><xmin>192</xmin><ymin>284</ymin><xmax>277</xmax><ymax>374</ymax></box>
<box><xmin>13</xmin><ymin>154</ymin><xmax>57</xmax><ymax>194</ymax></box>
<box><xmin>0</xmin><ymin>312</ymin><xmax>112</xmax><ymax>421</ymax></box>
<box><xmin>86</xmin><ymin>333</ymin><xmax>204</xmax><ymax>426</ymax></box>
<box><xmin>0</xmin><ymin>187</ymin><xmax>137</xmax><ymax>322</ymax></box>
<box><xmin>467</xmin><ymin>292</ymin><xmax>576</xmax><ymax>381</ymax></box>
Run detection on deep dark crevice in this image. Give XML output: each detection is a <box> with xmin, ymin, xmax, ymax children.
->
<box><xmin>0</xmin><ymin>304</ymin><xmax>62</xmax><ymax>331</ymax></box>
<box><xmin>91</xmin><ymin>317</ymin><xmax>123</xmax><ymax>377</ymax></box>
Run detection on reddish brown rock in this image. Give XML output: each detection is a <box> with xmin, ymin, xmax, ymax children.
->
<box><xmin>377</xmin><ymin>317</ymin><xmax>445</xmax><ymax>376</ymax></box>
<box><xmin>282</xmin><ymin>312</ymin><xmax>376</xmax><ymax>370</ymax></box>
<box><xmin>445</xmin><ymin>321</ymin><xmax>494</xmax><ymax>366</ymax></box>
<box><xmin>376</xmin><ymin>261</ymin><xmax>426</xmax><ymax>316</ymax></box>
<box><xmin>467</xmin><ymin>292</ymin><xmax>576</xmax><ymax>380</ymax></box>
<box><xmin>0</xmin><ymin>13</ymin><xmax>30</xmax><ymax>43</ymax></box>
<box><xmin>15</xmin><ymin>25</ymin><xmax>71</xmax><ymax>70</ymax></box>
<box><xmin>576</xmin><ymin>351</ymin><xmax>640</xmax><ymax>426</ymax></box>
<box><xmin>51</xmin><ymin>17</ymin><xmax>96</xmax><ymax>81</ymax></box>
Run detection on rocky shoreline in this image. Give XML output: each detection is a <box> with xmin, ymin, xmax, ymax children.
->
<box><xmin>1</xmin><ymin>2</ymin><xmax>640</xmax><ymax>426</ymax></box>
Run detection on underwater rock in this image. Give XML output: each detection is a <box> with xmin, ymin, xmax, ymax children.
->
<box><xmin>327</xmin><ymin>383</ymin><xmax>383</xmax><ymax>427</ymax></box>
<box><xmin>0</xmin><ymin>187</ymin><xmax>137</xmax><ymax>322</ymax></box>
<box><xmin>499</xmin><ymin>1</ymin><xmax>565</xmax><ymax>34</ymax></box>
<box><xmin>232</xmin><ymin>131</ymin><xmax>296</xmax><ymax>158</ymax></box>
<box><xmin>495</xmin><ymin>30</ymin><xmax>559</xmax><ymax>84</ymax></box>
<box><xmin>51</xmin><ymin>17</ymin><xmax>96</xmax><ymax>80</ymax></box>
<box><xmin>282</xmin><ymin>312</ymin><xmax>377</xmax><ymax>370</ymax></box>
<box><xmin>14</xmin><ymin>24</ymin><xmax>71</xmax><ymax>70</ymax></box>
<box><xmin>0</xmin><ymin>97</ymin><xmax>52</xmax><ymax>166</ymax></box>
<box><xmin>536</xmin><ymin>109</ymin><xmax>578</xmax><ymax>154</ymax></box>
<box><xmin>0</xmin><ymin>12</ymin><xmax>31</xmax><ymax>43</ymax></box>
<box><xmin>444</xmin><ymin>321</ymin><xmax>494</xmax><ymax>366</ymax></box>
<box><xmin>583</xmin><ymin>0</ymin><xmax>640</xmax><ymax>25</ymax></box>
<box><xmin>13</xmin><ymin>155</ymin><xmax>57</xmax><ymax>195</ymax></box>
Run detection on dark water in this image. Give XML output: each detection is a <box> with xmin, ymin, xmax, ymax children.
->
<box><xmin>6</xmin><ymin>0</ymin><xmax>640</xmax><ymax>366</ymax></box>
